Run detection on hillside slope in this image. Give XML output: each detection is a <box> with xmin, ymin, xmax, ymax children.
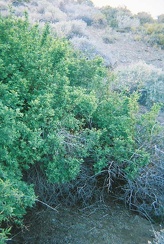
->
<box><xmin>0</xmin><ymin>0</ymin><xmax>164</xmax><ymax>70</ymax></box>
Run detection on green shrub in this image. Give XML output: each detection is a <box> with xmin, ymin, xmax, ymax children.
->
<box><xmin>0</xmin><ymin>14</ymin><xmax>106</xmax><ymax>241</ymax></box>
<box><xmin>0</xmin><ymin>168</ymin><xmax>35</xmax><ymax>224</ymax></box>
<box><xmin>142</xmin><ymin>23</ymin><xmax>164</xmax><ymax>49</ymax></box>
<box><xmin>136</xmin><ymin>12</ymin><xmax>154</xmax><ymax>25</ymax></box>
<box><xmin>158</xmin><ymin>14</ymin><xmax>164</xmax><ymax>23</ymax></box>
<box><xmin>101</xmin><ymin>6</ymin><xmax>139</xmax><ymax>30</ymax></box>
<box><xmin>0</xmin><ymin>12</ymin><xmax>163</xmax><ymax>242</ymax></box>
<box><xmin>101</xmin><ymin>6</ymin><xmax>119</xmax><ymax>28</ymax></box>
<box><xmin>91</xmin><ymin>92</ymin><xmax>159</xmax><ymax>178</ymax></box>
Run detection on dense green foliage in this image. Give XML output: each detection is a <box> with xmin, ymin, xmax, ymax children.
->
<box><xmin>0</xmin><ymin>15</ymin><xmax>106</xmax><ymax>241</ymax></box>
<box><xmin>0</xmin><ymin>14</ymin><xmax>162</xmax><ymax>241</ymax></box>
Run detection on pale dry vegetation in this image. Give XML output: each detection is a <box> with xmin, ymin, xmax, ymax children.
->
<box><xmin>115</xmin><ymin>61</ymin><xmax>164</xmax><ymax>108</ymax></box>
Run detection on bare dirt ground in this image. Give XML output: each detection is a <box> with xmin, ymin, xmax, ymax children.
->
<box><xmin>13</xmin><ymin>199</ymin><xmax>162</xmax><ymax>244</ymax></box>
<box><xmin>85</xmin><ymin>27</ymin><xmax>164</xmax><ymax>70</ymax></box>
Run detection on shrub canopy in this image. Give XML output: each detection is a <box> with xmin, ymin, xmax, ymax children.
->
<box><xmin>0</xmin><ymin>14</ymin><xmax>162</xmax><ymax>242</ymax></box>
